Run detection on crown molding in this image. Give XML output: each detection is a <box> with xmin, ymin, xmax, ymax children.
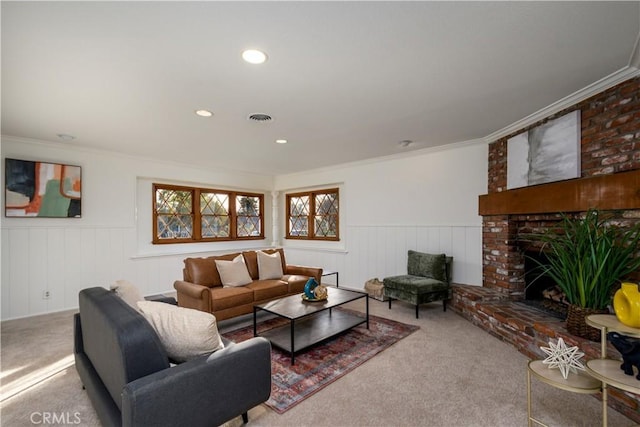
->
<box><xmin>630</xmin><ymin>30</ymin><xmax>640</xmax><ymax>68</ymax></box>
<box><xmin>275</xmin><ymin>137</ymin><xmax>486</xmax><ymax>181</ymax></box>
<box><xmin>483</xmin><ymin>66</ymin><xmax>640</xmax><ymax>144</ymax></box>
<box><xmin>0</xmin><ymin>134</ymin><xmax>274</xmax><ymax>180</ymax></box>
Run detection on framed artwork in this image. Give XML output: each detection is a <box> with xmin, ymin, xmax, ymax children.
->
<box><xmin>507</xmin><ymin>110</ymin><xmax>581</xmax><ymax>190</ymax></box>
<box><xmin>5</xmin><ymin>158</ymin><xmax>82</xmax><ymax>217</ymax></box>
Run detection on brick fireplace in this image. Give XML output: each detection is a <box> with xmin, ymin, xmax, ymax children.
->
<box><xmin>482</xmin><ymin>207</ymin><xmax>640</xmax><ymax>301</ymax></box>
<box><xmin>481</xmin><ymin>75</ymin><xmax>640</xmax><ymax>299</ymax></box>
<box><xmin>452</xmin><ymin>76</ymin><xmax>640</xmax><ymax>422</ymax></box>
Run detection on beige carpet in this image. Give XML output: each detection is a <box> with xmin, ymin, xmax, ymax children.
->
<box><xmin>1</xmin><ymin>298</ymin><xmax>635</xmax><ymax>427</ymax></box>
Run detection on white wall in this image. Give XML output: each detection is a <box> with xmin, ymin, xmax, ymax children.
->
<box><xmin>1</xmin><ymin>136</ymin><xmax>487</xmax><ymax>320</ymax></box>
<box><xmin>275</xmin><ymin>140</ymin><xmax>487</xmax><ymax>290</ymax></box>
<box><xmin>1</xmin><ymin>137</ymin><xmax>274</xmax><ymax>320</ymax></box>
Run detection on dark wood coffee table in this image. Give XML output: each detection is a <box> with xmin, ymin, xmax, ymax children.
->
<box><xmin>253</xmin><ymin>287</ymin><xmax>369</xmax><ymax>364</ymax></box>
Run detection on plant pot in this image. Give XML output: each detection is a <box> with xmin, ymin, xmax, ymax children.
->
<box><xmin>613</xmin><ymin>282</ymin><xmax>640</xmax><ymax>328</ymax></box>
<box><xmin>566</xmin><ymin>304</ymin><xmax>609</xmax><ymax>341</ymax></box>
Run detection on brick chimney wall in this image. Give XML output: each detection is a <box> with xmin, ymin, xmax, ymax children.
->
<box><xmin>483</xmin><ymin>76</ymin><xmax>640</xmax><ymax>296</ymax></box>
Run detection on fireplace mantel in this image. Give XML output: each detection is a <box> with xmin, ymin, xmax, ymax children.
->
<box><xmin>478</xmin><ymin>169</ymin><xmax>640</xmax><ymax>216</ymax></box>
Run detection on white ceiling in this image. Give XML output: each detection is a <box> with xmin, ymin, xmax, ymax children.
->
<box><xmin>2</xmin><ymin>1</ymin><xmax>639</xmax><ymax>176</ymax></box>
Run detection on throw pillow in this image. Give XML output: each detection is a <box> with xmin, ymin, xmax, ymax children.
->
<box><xmin>407</xmin><ymin>251</ymin><xmax>447</xmax><ymax>282</ymax></box>
<box><xmin>110</xmin><ymin>279</ymin><xmax>144</xmax><ymax>310</ymax></box>
<box><xmin>257</xmin><ymin>250</ymin><xmax>284</xmax><ymax>280</ymax></box>
<box><xmin>137</xmin><ymin>301</ymin><xmax>225</xmax><ymax>363</ymax></box>
<box><xmin>215</xmin><ymin>254</ymin><xmax>253</xmax><ymax>287</ymax></box>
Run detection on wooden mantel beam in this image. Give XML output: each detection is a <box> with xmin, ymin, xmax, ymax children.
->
<box><xmin>478</xmin><ymin>169</ymin><xmax>640</xmax><ymax>216</ymax></box>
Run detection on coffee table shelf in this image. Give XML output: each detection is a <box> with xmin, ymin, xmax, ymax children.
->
<box><xmin>258</xmin><ymin>309</ymin><xmax>366</xmax><ymax>357</ymax></box>
<box><xmin>253</xmin><ymin>287</ymin><xmax>369</xmax><ymax>364</ymax></box>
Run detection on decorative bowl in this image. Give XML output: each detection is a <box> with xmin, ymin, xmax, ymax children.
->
<box><xmin>301</xmin><ymin>293</ymin><xmax>327</xmax><ymax>302</ymax></box>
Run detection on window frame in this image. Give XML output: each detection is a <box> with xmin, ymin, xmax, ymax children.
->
<box><xmin>152</xmin><ymin>183</ymin><xmax>264</xmax><ymax>244</ymax></box>
<box><xmin>285</xmin><ymin>188</ymin><xmax>339</xmax><ymax>241</ymax></box>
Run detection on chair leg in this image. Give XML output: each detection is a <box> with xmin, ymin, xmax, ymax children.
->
<box><xmin>415</xmin><ymin>304</ymin><xmax>419</xmax><ymax>319</ymax></box>
<box><xmin>388</xmin><ymin>298</ymin><xmax>392</xmax><ymax>309</ymax></box>
<box><xmin>443</xmin><ymin>299</ymin><xmax>447</xmax><ymax>312</ymax></box>
<box><xmin>242</xmin><ymin>412</ymin><xmax>248</xmax><ymax>424</ymax></box>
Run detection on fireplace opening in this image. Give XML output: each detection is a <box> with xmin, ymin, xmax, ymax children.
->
<box><xmin>523</xmin><ymin>250</ymin><xmax>567</xmax><ymax>319</ymax></box>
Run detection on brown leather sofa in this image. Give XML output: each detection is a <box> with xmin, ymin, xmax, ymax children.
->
<box><xmin>174</xmin><ymin>248</ymin><xmax>323</xmax><ymax>321</ymax></box>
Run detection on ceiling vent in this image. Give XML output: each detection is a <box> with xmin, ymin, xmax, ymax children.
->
<box><xmin>247</xmin><ymin>113</ymin><xmax>273</xmax><ymax>123</ymax></box>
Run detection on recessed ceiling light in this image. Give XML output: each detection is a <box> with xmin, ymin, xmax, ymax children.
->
<box><xmin>57</xmin><ymin>134</ymin><xmax>76</xmax><ymax>141</ymax></box>
<box><xmin>195</xmin><ymin>109</ymin><xmax>213</xmax><ymax>117</ymax></box>
<box><xmin>275</xmin><ymin>139</ymin><xmax>288</xmax><ymax>144</ymax></box>
<box><xmin>242</xmin><ymin>49</ymin><xmax>268</xmax><ymax>64</ymax></box>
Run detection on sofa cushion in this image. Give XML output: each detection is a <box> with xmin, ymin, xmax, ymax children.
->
<box><xmin>184</xmin><ymin>253</ymin><xmax>240</xmax><ymax>287</ymax></box>
<box><xmin>215</xmin><ymin>255</ymin><xmax>253</xmax><ymax>287</ymax></box>
<box><xmin>243</xmin><ymin>248</ymin><xmax>287</xmax><ymax>279</ymax></box>
<box><xmin>407</xmin><ymin>251</ymin><xmax>447</xmax><ymax>282</ymax></box>
<box><xmin>283</xmin><ymin>275</ymin><xmax>310</xmax><ymax>294</ymax></box>
<box><xmin>209</xmin><ymin>286</ymin><xmax>255</xmax><ymax>311</ymax></box>
<box><xmin>248</xmin><ymin>279</ymin><xmax>289</xmax><ymax>301</ymax></box>
<box><xmin>383</xmin><ymin>275</ymin><xmax>449</xmax><ymax>293</ymax></box>
<box><xmin>183</xmin><ymin>257</ymin><xmax>218</xmax><ymax>287</ymax></box>
<box><xmin>110</xmin><ymin>279</ymin><xmax>144</xmax><ymax>310</ymax></box>
<box><xmin>257</xmin><ymin>250</ymin><xmax>284</xmax><ymax>280</ymax></box>
<box><xmin>137</xmin><ymin>301</ymin><xmax>225</xmax><ymax>363</ymax></box>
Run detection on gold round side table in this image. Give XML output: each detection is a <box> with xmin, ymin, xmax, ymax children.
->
<box><xmin>527</xmin><ymin>359</ymin><xmax>602</xmax><ymax>427</ymax></box>
<box><xmin>585</xmin><ymin>314</ymin><xmax>640</xmax><ymax>427</ymax></box>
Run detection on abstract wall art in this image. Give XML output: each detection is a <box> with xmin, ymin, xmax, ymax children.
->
<box><xmin>507</xmin><ymin>110</ymin><xmax>581</xmax><ymax>190</ymax></box>
<box><xmin>5</xmin><ymin>158</ymin><xmax>81</xmax><ymax>217</ymax></box>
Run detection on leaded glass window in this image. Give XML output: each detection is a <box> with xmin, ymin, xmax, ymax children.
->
<box><xmin>236</xmin><ymin>195</ymin><xmax>261</xmax><ymax>237</ymax></box>
<box><xmin>286</xmin><ymin>189</ymin><xmax>339</xmax><ymax>240</ymax></box>
<box><xmin>155</xmin><ymin>188</ymin><xmax>194</xmax><ymax>241</ymax></box>
<box><xmin>153</xmin><ymin>184</ymin><xmax>263</xmax><ymax>243</ymax></box>
<box><xmin>201</xmin><ymin>192</ymin><xmax>229</xmax><ymax>238</ymax></box>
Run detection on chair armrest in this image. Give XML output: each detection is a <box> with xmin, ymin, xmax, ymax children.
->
<box><xmin>122</xmin><ymin>337</ymin><xmax>271</xmax><ymax>427</ymax></box>
<box><xmin>286</xmin><ymin>265</ymin><xmax>323</xmax><ymax>284</ymax></box>
<box><xmin>173</xmin><ymin>280</ymin><xmax>210</xmax><ymax>312</ymax></box>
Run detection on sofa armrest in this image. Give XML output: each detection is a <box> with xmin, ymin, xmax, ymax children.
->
<box><xmin>286</xmin><ymin>265</ymin><xmax>323</xmax><ymax>284</ymax></box>
<box><xmin>173</xmin><ymin>280</ymin><xmax>210</xmax><ymax>312</ymax></box>
<box><xmin>122</xmin><ymin>337</ymin><xmax>271</xmax><ymax>427</ymax></box>
<box><xmin>73</xmin><ymin>313</ymin><xmax>84</xmax><ymax>355</ymax></box>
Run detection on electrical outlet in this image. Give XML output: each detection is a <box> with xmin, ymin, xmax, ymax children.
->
<box><xmin>43</xmin><ymin>290</ymin><xmax>51</xmax><ymax>300</ymax></box>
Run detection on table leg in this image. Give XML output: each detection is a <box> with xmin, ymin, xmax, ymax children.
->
<box><xmin>599</xmin><ymin>324</ymin><xmax>607</xmax><ymax>427</ymax></box>
<box><xmin>253</xmin><ymin>306</ymin><xmax>258</xmax><ymax>337</ymax></box>
<box><xmin>366</xmin><ymin>295</ymin><xmax>369</xmax><ymax>329</ymax></box>
<box><xmin>602</xmin><ymin>383</ymin><xmax>608</xmax><ymax>427</ymax></box>
<box><xmin>290</xmin><ymin>320</ymin><xmax>295</xmax><ymax>365</ymax></box>
<box><xmin>527</xmin><ymin>368</ymin><xmax>532</xmax><ymax>427</ymax></box>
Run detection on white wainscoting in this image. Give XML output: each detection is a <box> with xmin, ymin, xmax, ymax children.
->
<box><xmin>283</xmin><ymin>224</ymin><xmax>483</xmax><ymax>291</ymax></box>
<box><xmin>1</xmin><ymin>226</ymin><xmax>189</xmax><ymax>320</ymax></box>
<box><xmin>1</xmin><ymin>224</ymin><xmax>482</xmax><ymax>320</ymax></box>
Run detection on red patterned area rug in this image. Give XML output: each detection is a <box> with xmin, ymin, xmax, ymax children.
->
<box><xmin>222</xmin><ymin>308</ymin><xmax>419</xmax><ymax>414</ymax></box>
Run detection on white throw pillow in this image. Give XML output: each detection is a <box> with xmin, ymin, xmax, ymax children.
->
<box><xmin>110</xmin><ymin>279</ymin><xmax>144</xmax><ymax>310</ymax></box>
<box><xmin>137</xmin><ymin>301</ymin><xmax>225</xmax><ymax>363</ymax></box>
<box><xmin>215</xmin><ymin>254</ymin><xmax>253</xmax><ymax>287</ymax></box>
<box><xmin>257</xmin><ymin>250</ymin><xmax>284</xmax><ymax>280</ymax></box>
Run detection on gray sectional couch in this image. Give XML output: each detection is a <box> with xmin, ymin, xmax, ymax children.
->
<box><xmin>74</xmin><ymin>287</ymin><xmax>271</xmax><ymax>426</ymax></box>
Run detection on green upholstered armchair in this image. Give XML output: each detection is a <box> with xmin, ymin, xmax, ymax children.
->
<box><xmin>383</xmin><ymin>250</ymin><xmax>453</xmax><ymax>318</ymax></box>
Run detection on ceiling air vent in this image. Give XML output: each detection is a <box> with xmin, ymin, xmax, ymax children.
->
<box><xmin>247</xmin><ymin>113</ymin><xmax>273</xmax><ymax>123</ymax></box>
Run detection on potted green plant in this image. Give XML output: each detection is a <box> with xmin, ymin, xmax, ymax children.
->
<box><xmin>529</xmin><ymin>209</ymin><xmax>640</xmax><ymax>341</ymax></box>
